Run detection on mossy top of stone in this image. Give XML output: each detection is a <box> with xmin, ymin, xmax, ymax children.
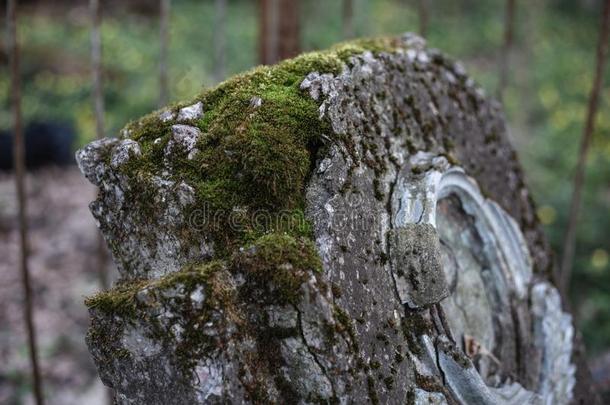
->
<box><xmin>114</xmin><ymin>36</ymin><xmax>412</xmax><ymax>254</ymax></box>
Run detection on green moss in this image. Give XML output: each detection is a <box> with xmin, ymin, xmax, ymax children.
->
<box><xmin>334</xmin><ymin>305</ymin><xmax>360</xmax><ymax>353</ymax></box>
<box><xmin>394</xmin><ymin>351</ymin><xmax>404</xmax><ymax>364</ymax></box>
<box><xmin>115</xmin><ymin>36</ymin><xmax>408</xmax><ymax>256</ymax></box>
<box><xmin>367</xmin><ymin>375</ymin><xmax>380</xmax><ymax>405</ymax></box>
<box><xmin>406</xmin><ymin>389</ymin><xmax>416</xmax><ymax>405</ymax></box>
<box><xmin>85</xmin><ymin>279</ymin><xmax>148</xmax><ymax>318</ymax></box>
<box><xmin>331</xmin><ymin>283</ymin><xmax>342</xmax><ymax>298</ymax></box>
<box><xmin>85</xmin><ymin>233</ymin><xmax>322</xmax><ymax>380</ymax></box>
<box><xmin>401</xmin><ymin>312</ymin><xmax>434</xmax><ymax>356</ymax></box>
<box><xmin>87</xmin><ymin>260</ymin><xmax>240</xmax><ymax>374</ymax></box>
<box><xmin>87</xmin><ymin>232</ymin><xmax>321</xmax><ymax>315</ymax></box>
<box><xmin>438</xmin><ymin>339</ymin><xmax>471</xmax><ymax>369</ymax></box>
<box><xmin>383</xmin><ymin>376</ymin><xmax>394</xmax><ymax>390</ymax></box>
<box><xmin>85</xmin><ymin>260</ymin><xmax>230</xmax><ymax>320</ymax></box>
<box><xmin>86</xmin><ymin>318</ymin><xmax>132</xmax><ymax>367</ymax></box>
<box><xmin>234</xmin><ymin>233</ymin><xmax>322</xmax><ymax>305</ymax></box>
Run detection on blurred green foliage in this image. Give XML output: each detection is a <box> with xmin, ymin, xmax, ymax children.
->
<box><xmin>1</xmin><ymin>0</ymin><xmax>609</xmax><ymax>355</ymax></box>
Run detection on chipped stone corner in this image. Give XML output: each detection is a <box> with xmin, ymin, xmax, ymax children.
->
<box><xmin>75</xmin><ymin>130</ymin><xmax>210</xmax><ymax>280</ymax></box>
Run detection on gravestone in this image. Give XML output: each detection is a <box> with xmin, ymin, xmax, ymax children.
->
<box><xmin>77</xmin><ymin>34</ymin><xmax>598</xmax><ymax>404</ymax></box>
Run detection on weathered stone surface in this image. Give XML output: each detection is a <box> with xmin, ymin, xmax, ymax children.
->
<box><xmin>78</xmin><ymin>34</ymin><xmax>597</xmax><ymax>404</ymax></box>
<box><xmin>76</xmin><ymin>138</ymin><xmax>213</xmax><ymax>280</ymax></box>
<box><xmin>177</xmin><ymin>101</ymin><xmax>204</xmax><ymax>122</ymax></box>
<box><xmin>166</xmin><ymin>124</ymin><xmax>201</xmax><ymax>160</ymax></box>
<box><xmin>389</xmin><ymin>224</ymin><xmax>449</xmax><ymax>308</ymax></box>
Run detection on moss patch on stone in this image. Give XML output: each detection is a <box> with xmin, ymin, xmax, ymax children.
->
<box><xmin>86</xmin><ymin>259</ymin><xmax>239</xmax><ymax>377</ymax></box>
<box><xmin>116</xmin><ymin>36</ymin><xmax>406</xmax><ymax>255</ymax></box>
<box><xmin>85</xmin><ymin>233</ymin><xmax>326</xmax><ymax>391</ymax></box>
<box><xmin>85</xmin><ymin>260</ymin><xmax>228</xmax><ymax>318</ymax></box>
<box><xmin>234</xmin><ymin>233</ymin><xmax>322</xmax><ymax>305</ymax></box>
<box><xmin>85</xmin><ymin>279</ymin><xmax>147</xmax><ymax>318</ymax></box>
<box><xmin>86</xmin><ymin>232</ymin><xmax>321</xmax><ymax>317</ymax></box>
<box><xmin>86</xmin><ymin>36</ymin><xmax>428</xmax><ymax>398</ymax></box>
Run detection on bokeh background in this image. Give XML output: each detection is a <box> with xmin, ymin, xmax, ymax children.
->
<box><xmin>1</xmin><ymin>0</ymin><xmax>609</xmax><ymax>403</ymax></box>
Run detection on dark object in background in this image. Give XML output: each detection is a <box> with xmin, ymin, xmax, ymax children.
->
<box><xmin>0</xmin><ymin>121</ymin><xmax>76</xmax><ymax>171</ymax></box>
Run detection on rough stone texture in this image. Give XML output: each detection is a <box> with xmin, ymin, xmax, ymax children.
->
<box><xmin>76</xmin><ymin>138</ymin><xmax>213</xmax><ymax>281</ymax></box>
<box><xmin>78</xmin><ymin>34</ymin><xmax>597</xmax><ymax>404</ymax></box>
<box><xmin>177</xmin><ymin>101</ymin><xmax>204</xmax><ymax>122</ymax></box>
<box><xmin>388</xmin><ymin>224</ymin><xmax>449</xmax><ymax>308</ymax></box>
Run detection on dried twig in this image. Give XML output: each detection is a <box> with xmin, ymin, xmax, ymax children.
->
<box><xmin>560</xmin><ymin>0</ymin><xmax>610</xmax><ymax>294</ymax></box>
<box><xmin>431</xmin><ymin>303</ymin><xmax>455</xmax><ymax>344</ymax></box>
<box><xmin>7</xmin><ymin>0</ymin><xmax>45</xmax><ymax>403</ymax></box>
<box><xmin>464</xmin><ymin>334</ymin><xmax>501</xmax><ymax>366</ymax></box>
